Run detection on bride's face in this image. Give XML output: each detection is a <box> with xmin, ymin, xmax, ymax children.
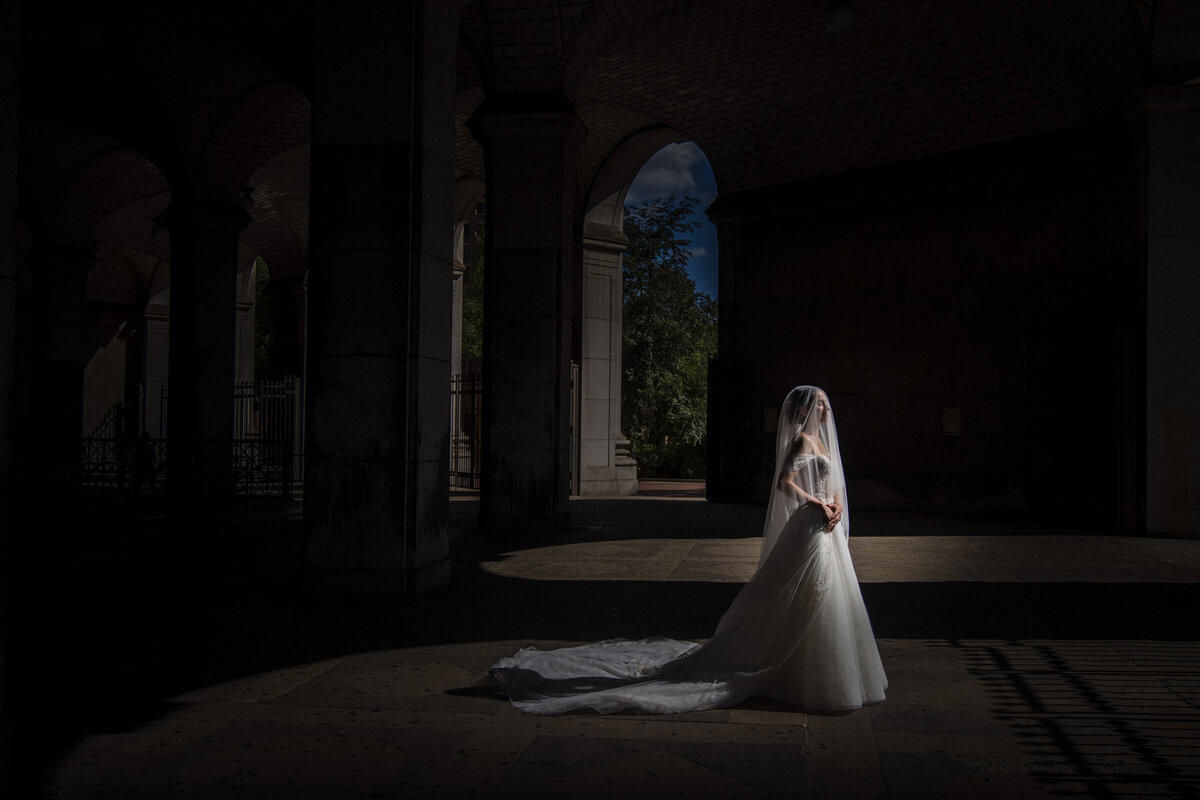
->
<box><xmin>813</xmin><ymin>392</ymin><xmax>830</xmax><ymax>423</ymax></box>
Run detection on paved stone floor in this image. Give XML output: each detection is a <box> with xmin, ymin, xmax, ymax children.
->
<box><xmin>10</xmin><ymin>488</ymin><xmax>1200</xmax><ymax>799</ymax></box>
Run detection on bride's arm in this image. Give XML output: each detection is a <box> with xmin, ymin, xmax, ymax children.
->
<box><xmin>778</xmin><ymin>470</ymin><xmax>820</xmax><ymax>504</ymax></box>
<box><xmin>828</xmin><ymin>490</ymin><xmax>844</xmax><ymax>526</ymax></box>
<box><xmin>779</xmin><ymin>471</ymin><xmax>836</xmax><ymax>527</ymax></box>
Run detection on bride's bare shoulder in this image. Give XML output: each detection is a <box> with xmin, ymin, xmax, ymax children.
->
<box><xmin>794</xmin><ymin>431</ymin><xmax>830</xmax><ymax>457</ymax></box>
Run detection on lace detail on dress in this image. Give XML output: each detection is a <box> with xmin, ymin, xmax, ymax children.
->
<box><xmin>764</xmin><ymin>532</ymin><xmax>834</xmax><ymax>667</ymax></box>
<box><xmin>789</xmin><ymin>452</ymin><xmax>833</xmax><ymax>502</ymax></box>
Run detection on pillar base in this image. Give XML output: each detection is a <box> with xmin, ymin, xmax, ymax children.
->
<box><xmin>302</xmin><ymin>559</ymin><xmax>451</xmax><ymax>599</ymax></box>
<box><xmin>615</xmin><ymin>474</ymin><xmax>639</xmax><ymax>497</ymax></box>
<box><xmin>615</xmin><ymin>438</ymin><xmax>639</xmax><ymax>496</ymax></box>
<box><xmin>478</xmin><ymin>511</ymin><xmax>570</xmax><ymax>535</ymax></box>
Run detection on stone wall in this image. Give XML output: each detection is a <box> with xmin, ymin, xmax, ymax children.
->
<box><xmin>711</xmin><ymin>123</ymin><xmax>1142</xmax><ymax>530</ymax></box>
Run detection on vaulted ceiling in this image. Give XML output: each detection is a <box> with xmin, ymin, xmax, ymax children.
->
<box><xmin>17</xmin><ymin>0</ymin><xmax>1183</xmax><ymax>308</ymax></box>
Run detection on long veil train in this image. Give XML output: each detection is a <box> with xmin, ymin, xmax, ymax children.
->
<box><xmin>492</xmin><ymin>386</ymin><xmax>887</xmax><ymax>715</ymax></box>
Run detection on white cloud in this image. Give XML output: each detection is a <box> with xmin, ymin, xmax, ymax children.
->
<box><xmin>626</xmin><ymin>142</ymin><xmax>706</xmax><ymax>203</ymax></box>
<box><xmin>689</xmin><ymin>246</ymin><xmax>709</xmax><ymax>259</ymax></box>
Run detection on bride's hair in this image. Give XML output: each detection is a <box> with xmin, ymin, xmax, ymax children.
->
<box><xmin>783</xmin><ymin>388</ymin><xmax>812</xmax><ymax>425</ymax></box>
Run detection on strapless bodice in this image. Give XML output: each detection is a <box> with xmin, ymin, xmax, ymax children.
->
<box><xmin>789</xmin><ymin>452</ymin><xmax>832</xmax><ymax>501</ymax></box>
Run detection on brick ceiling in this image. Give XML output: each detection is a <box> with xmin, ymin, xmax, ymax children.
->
<box><xmin>459</xmin><ymin>0</ymin><xmax>1150</xmax><ymax>204</ymax></box>
<box><xmin>18</xmin><ymin>0</ymin><xmax>1162</xmax><ymax>306</ymax></box>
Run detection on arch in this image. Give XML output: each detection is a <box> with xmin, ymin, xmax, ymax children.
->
<box><xmin>243</xmin><ymin>143</ymin><xmax>310</xmax><ymax>282</ymax></box>
<box><xmin>560</xmin><ymin>0</ymin><xmax>695</xmax><ymax>97</ymax></box>
<box><xmin>193</xmin><ymin>80</ymin><xmax>311</xmax><ymax>203</ymax></box>
<box><xmin>46</xmin><ymin>144</ymin><xmax>170</xmax><ymax>250</ymax></box>
<box><xmin>454</xmin><ymin>175</ymin><xmax>486</xmax><ymax>226</ymax></box>
<box><xmin>583</xmin><ymin>126</ymin><xmax>696</xmax><ymax>232</ymax></box>
<box><xmin>458</xmin><ymin>13</ymin><xmax>493</xmax><ymax>97</ymax></box>
<box><xmin>42</xmin><ymin>147</ymin><xmax>172</xmax><ymax>357</ymax></box>
<box><xmin>575</xmin><ymin>128</ymin><xmax>703</xmax><ymax>497</ymax></box>
<box><xmin>576</xmin><ymin>133</ymin><xmax>720</xmax><ymax>496</ymax></box>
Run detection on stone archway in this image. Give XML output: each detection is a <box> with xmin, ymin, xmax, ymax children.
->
<box><xmin>576</xmin><ymin>127</ymin><xmax>700</xmax><ymax>496</ymax></box>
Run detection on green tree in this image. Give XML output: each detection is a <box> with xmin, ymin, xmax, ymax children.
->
<box><xmin>622</xmin><ymin>195</ymin><xmax>716</xmax><ymax>477</ymax></box>
<box><xmin>460</xmin><ymin>228</ymin><xmax>484</xmax><ymax>362</ymax></box>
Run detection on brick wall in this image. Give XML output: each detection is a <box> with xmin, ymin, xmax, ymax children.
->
<box><xmin>713</xmin><ymin>121</ymin><xmax>1141</xmax><ymax>527</ymax></box>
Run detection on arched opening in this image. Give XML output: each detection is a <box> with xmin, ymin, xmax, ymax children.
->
<box><xmin>242</xmin><ymin>142</ymin><xmax>310</xmax><ymax>385</ymax></box>
<box><xmin>624</xmin><ymin>141</ymin><xmax>718</xmax><ymax>299</ymax></box>
<box><xmin>620</xmin><ymin>142</ymin><xmax>718</xmax><ymax>482</ymax></box>
<box><xmin>448</xmin><ymin>176</ymin><xmax>485</xmax><ymax>491</ymax></box>
<box><xmin>577</xmin><ymin>133</ymin><xmax>719</xmax><ymax>495</ymax></box>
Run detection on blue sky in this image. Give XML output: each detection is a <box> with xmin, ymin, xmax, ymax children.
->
<box><xmin>624</xmin><ymin>141</ymin><xmax>719</xmax><ymax>299</ymax></box>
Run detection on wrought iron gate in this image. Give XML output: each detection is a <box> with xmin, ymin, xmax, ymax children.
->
<box><xmin>230</xmin><ymin>376</ymin><xmax>303</xmax><ymax>496</ymax></box>
<box><xmin>448</xmin><ymin>363</ymin><xmax>578</xmax><ymax>492</ymax></box>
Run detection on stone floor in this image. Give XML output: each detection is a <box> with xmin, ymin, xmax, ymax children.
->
<box><xmin>10</xmin><ymin>487</ymin><xmax>1200</xmax><ymax>799</ymax></box>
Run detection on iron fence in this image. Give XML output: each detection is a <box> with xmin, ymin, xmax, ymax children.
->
<box><xmin>78</xmin><ymin>435</ymin><xmax>166</xmax><ymax>496</ymax></box>
<box><xmin>77</xmin><ymin>376</ymin><xmax>302</xmax><ymax>499</ymax></box>
<box><xmin>448</xmin><ymin>364</ymin><xmax>577</xmax><ymax>491</ymax></box>
<box><xmin>449</xmin><ymin>372</ymin><xmax>482</xmax><ymax>489</ymax></box>
<box><xmin>204</xmin><ymin>438</ymin><xmax>294</xmax><ymax>497</ymax></box>
<box><xmin>234</xmin><ymin>376</ymin><xmax>303</xmax><ymax>488</ymax></box>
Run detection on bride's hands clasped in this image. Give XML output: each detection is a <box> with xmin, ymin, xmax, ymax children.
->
<box><xmin>822</xmin><ymin>501</ymin><xmax>843</xmax><ymax>531</ymax></box>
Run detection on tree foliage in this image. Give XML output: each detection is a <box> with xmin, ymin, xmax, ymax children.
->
<box><xmin>460</xmin><ymin>228</ymin><xmax>485</xmax><ymax>362</ymax></box>
<box><xmin>622</xmin><ymin>195</ymin><xmax>716</xmax><ymax>477</ymax></box>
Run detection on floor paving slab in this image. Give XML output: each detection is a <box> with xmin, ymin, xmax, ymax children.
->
<box><xmin>13</xmin><ymin>494</ymin><xmax>1200</xmax><ymax>799</ymax></box>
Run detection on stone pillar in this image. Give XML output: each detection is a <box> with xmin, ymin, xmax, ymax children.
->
<box><xmin>28</xmin><ymin>244</ymin><xmax>93</xmax><ymax>478</ymax></box>
<box><xmin>121</xmin><ymin>311</ymin><xmax>145</xmax><ymax>437</ymax></box>
<box><xmin>263</xmin><ymin>274</ymin><xmax>306</xmax><ymax>380</ymax></box>
<box><xmin>143</xmin><ymin>304</ymin><xmax>170</xmax><ymax>438</ymax></box>
<box><xmin>233</xmin><ymin>263</ymin><xmax>256</xmax><ymax>384</ymax></box>
<box><xmin>577</xmin><ymin>223</ymin><xmax>637</xmax><ymax>495</ymax></box>
<box><xmin>1140</xmin><ymin>85</ymin><xmax>1200</xmax><ymax>535</ymax></box>
<box><xmin>0</xmin><ymin>0</ymin><xmax>17</xmax><ymax>781</ymax></box>
<box><xmin>164</xmin><ymin>198</ymin><xmax>249</xmax><ymax>503</ymax></box>
<box><xmin>704</xmin><ymin>207</ymin><xmax>755</xmax><ymax>503</ymax></box>
<box><xmin>470</xmin><ymin>101</ymin><xmax>585</xmax><ymax>532</ymax></box>
<box><xmin>303</xmin><ymin>0</ymin><xmax>455</xmax><ymax>597</ymax></box>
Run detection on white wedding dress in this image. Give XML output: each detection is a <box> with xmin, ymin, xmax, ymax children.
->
<box><xmin>492</xmin><ymin>387</ymin><xmax>887</xmax><ymax>715</ymax></box>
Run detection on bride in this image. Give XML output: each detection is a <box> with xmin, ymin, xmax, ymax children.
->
<box><xmin>492</xmin><ymin>385</ymin><xmax>887</xmax><ymax>714</ymax></box>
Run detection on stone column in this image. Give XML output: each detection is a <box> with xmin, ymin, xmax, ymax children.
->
<box><xmin>28</xmin><ymin>244</ymin><xmax>93</xmax><ymax>479</ymax></box>
<box><xmin>470</xmin><ymin>101</ymin><xmax>585</xmax><ymax>532</ymax></box>
<box><xmin>303</xmin><ymin>0</ymin><xmax>455</xmax><ymax>597</ymax></box>
<box><xmin>164</xmin><ymin>198</ymin><xmax>249</xmax><ymax>503</ymax></box>
<box><xmin>1140</xmin><ymin>85</ymin><xmax>1200</xmax><ymax>535</ymax></box>
<box><xmin>143</xmin><ymin>305</ymin><xmax>170</xmax><ymax>438</ymax></box>
<box><xmin>233</xmin><ymin>263</ymin><xmax>256</xmax><ymax>384</ymax></box>
<box><xmin>0</xmin><ymin>0</ymin><xmax>17</xmax><ymax>779</ymax></box>
<box><xmin>578</xmin><ymin>223</ymin><xmax>637</xmax><ymax>495</ymax></box>
<box><xmin>704</xmin><ymin>206</ymin><xmax>755</xmax><ymax>503</ymax></box>
<box><xmin>263</xmin><ymin>274</ymin><xmax>306</xmax><ymax>380</ymax></box>
<box><xmin>121</xmin><ymin>310</ymin><xmax>145</xmax><ymax>437</ymax></box>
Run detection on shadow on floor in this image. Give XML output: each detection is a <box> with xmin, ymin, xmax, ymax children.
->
<box><xmin>6</xmin><ymin>500</ymin><xmax>1198</xmax><ymax>798</ymax></box>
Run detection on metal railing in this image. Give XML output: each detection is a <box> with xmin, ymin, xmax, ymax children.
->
<box><xmin>449</xmin><ymin>372</ymin><xmax>482</xmax><ymax>489</ymax></box>
<box><xmin>78</xmin><ymin>376</ymin><xmax>303</xmax><ymax>499</ymax></box>
<box><xmin>77</xmin><ymin>435</ymin><xmax>166</xmax><ymax>496</ymax></box>
<box><xmin>448</xmin><ymin>364</ymin><xmax>578</xmax><ymax>491</ymax></box>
